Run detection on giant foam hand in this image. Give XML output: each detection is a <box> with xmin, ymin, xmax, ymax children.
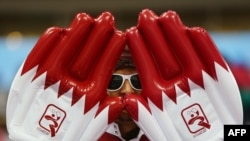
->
<box><xmin>126</xmin><ymin>9</ymin><xmax>243</xmax><ymax>140</ymax></box>
<box><xmin>6</xmin><ymin>12</ymin><xmax>126</xmax><ymax>140</ymax></box>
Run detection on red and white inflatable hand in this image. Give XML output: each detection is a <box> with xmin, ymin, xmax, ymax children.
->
<box><xmin>6</xmin><ymin>12</ymin><xmax>126</xmax><ymax>141</ymax></box>
<box><xmin>126</xmin><ymin>9</ymin><xmax>243</xmax><ymax>141</ymax></box>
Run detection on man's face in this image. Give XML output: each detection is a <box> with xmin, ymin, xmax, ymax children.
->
<box><xmin>107</xmin><ymin>67</ymin><xmax>141</xmax><ymax>122</ymax></box>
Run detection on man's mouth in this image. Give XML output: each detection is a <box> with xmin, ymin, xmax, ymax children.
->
<box><xmin>117</xmin><ymin>109</ymin><xmax>133</xmax><ymax>122</ymax></box>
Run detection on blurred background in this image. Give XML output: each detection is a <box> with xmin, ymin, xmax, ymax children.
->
<box><xmin>1</xmin><ymin>0</ymin><xmax>250</xmax><ymax>140</ymax></box>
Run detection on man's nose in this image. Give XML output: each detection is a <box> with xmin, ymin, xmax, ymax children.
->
<box><xmin>119</xmin><ymin>80</ymin><xmax>135</xmax><ymax>96</ymax></box>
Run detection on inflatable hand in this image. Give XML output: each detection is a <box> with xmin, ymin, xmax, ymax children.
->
<box><xmin>126</xmin><ymin>9</ymin><xmax>243</xmax><ymax>141</ymax></box>
<box><xmin>6</xmin><ymin>12</ymin><xmax>126</xmax><ymax>141</ymax></box>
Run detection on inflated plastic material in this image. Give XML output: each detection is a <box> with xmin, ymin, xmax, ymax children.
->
<box><xmin>6</xmin><ymin>12</ymin><xmax>126</xmax><ymax>141</ymax></box>
<box><xmin>126</xmin><ymin>9</ymin><xmax>243</xmax><ymax>141</ymax></box>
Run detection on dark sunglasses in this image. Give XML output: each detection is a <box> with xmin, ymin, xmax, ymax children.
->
<box><xmin>107</xmin><ymin>73</ymin><xmax>142</xmax><ymax>91</ymax></box>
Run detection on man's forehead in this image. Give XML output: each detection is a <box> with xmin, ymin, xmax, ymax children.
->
<box><xmin>114</xmin><ymin>68</ymin><xmax>137</xmax><ymax>74</ymax></box>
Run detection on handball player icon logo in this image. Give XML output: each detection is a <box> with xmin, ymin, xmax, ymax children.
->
<box><xmin>39</xmin><ymin>104</ymin><xmax>66</xmax><ymax>137</ymax></box>
<box><xmin>181</xmin><ymin>103</ymin><xmax>211</xmax><ymax>134</ymax></box>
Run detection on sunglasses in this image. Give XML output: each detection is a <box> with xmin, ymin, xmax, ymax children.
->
<box><xmin>107</xmin><ymin>73</ymin><xmax>142</xmax><ymax>91</ymax></box>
